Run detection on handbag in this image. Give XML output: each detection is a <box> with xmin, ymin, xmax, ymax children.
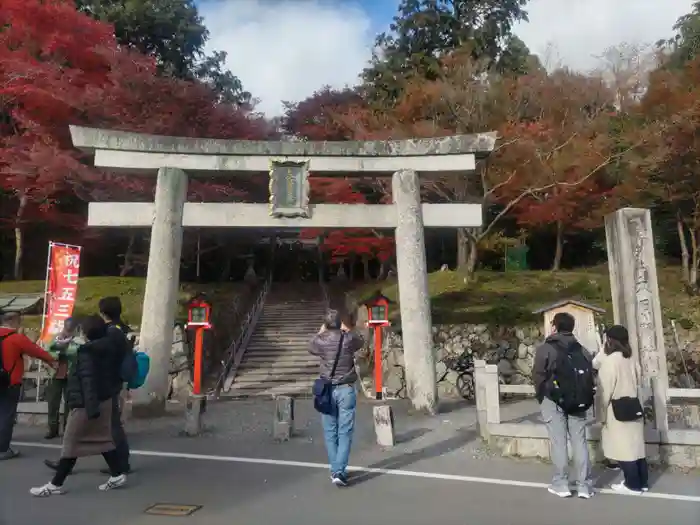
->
<box><xmin>611</xmin><ymin>396</ymin><xmax>644</xmax><ymax>422</ymax></box>
<box><xmin>312</xmin><ymin>333</ymin><xmax>344</xmax><ymax>415</ymax></box>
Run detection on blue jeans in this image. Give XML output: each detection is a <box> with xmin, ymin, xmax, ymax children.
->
<box><xmin>320</xmin><ymin>384</ymin><xmax>356</xmax><ymax>476</ymax></box>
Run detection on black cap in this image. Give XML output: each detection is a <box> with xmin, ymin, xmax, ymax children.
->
<box><xmin>605</xmin><ymin>325</ymin><xmax>629</xmax><ymax>345</ymax></box>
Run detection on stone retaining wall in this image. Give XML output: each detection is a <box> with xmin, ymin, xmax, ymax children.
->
<box><xmin>355</xmin><ymin>321</ymin><xmax>700</xmax><ymax>400</ymax></box>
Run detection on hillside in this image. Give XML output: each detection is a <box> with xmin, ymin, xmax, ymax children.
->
<box><xmin>0</xmin><ymin>277</ymin><xmax>248</xmax><ymax>332</ymax></box>
<box><xmin>349</xmin><ymin>265</ymin><xmax>699</xmax><ymax>328</ymax></box>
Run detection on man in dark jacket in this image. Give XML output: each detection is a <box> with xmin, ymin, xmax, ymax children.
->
<box><xmin>309</xmin><ymin>309</ymin><xmax>363</xmax><ymax>487</ymax></box>
<box><xmin>532</xmin><ymin>312</ymin><xmax>594</xmax><ymax>500</ymax></box>
<box><xmin>98</xmin><ymin>297</ymin><xmax>133</xmax><ymax>474</ymax></box>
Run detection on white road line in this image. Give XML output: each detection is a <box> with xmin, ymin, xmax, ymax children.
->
<box><xmin>12</xmin><ymin>441</ymin><xmax>700</xmax><ymax>503</ymax></box>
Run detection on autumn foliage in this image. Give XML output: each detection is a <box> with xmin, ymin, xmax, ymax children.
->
<box><xmin>0</xmin><ymin>0</ymin><xmax>272</xmax><ymax>278</ymax></box>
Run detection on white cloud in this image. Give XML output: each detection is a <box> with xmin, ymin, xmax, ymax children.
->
<box><xmin>202</xmin><ymin>0</ymin><xmax>697</xmax><ymax>116</ymax></box>
<box><xmin>200</xmin><ymin>0</ymin><xmax>373</xmax><ymax>116</ymax></box>
<box><xmin>514</xmin><ymin>0</ymin><xmax>695</xmax><ymax>71</ymax></box>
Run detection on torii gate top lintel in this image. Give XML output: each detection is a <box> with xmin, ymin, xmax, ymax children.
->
<box><xmin>69</xmin><ymin>125</ymin><xmax>498</xmax><ymax>159</ymax></box>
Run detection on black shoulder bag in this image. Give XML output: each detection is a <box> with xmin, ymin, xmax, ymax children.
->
<box><xmin>611</xmin><ymin>396</ymin><xmax>644</xmax><ymax>422</ymax></box>
<box><xmin>312</xmin><ymin>333</ymin><xmax>344</xmax><ymax>415</ymax></box>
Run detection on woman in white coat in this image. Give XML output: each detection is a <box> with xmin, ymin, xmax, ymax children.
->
<box><xmin>598</xmin><ymin>325</ymin><xmax>648</xmax><ymax>494</ymax></box>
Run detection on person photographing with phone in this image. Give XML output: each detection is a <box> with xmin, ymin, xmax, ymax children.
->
<box><xmin>309</xmin><ymin>309</ymin><xmax>363</xmax><ymax>487</ymax></box>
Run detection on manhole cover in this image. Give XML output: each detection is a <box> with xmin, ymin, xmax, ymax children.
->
<box><xmin>144</xmin><ymin>504</ymin><xmax>202</xmax><ymax>516</ymax></box>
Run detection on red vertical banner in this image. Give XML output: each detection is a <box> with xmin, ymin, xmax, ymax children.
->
<box><xmin>40</xmin><ymin>243</ymin><xmax>82</xmax><ymax>343</ymax></box>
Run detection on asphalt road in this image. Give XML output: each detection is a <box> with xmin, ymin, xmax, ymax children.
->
<box><xmin>2</xmin><ymin>398</ymin><xmax>698</xmax><ymax>525</ymax></box>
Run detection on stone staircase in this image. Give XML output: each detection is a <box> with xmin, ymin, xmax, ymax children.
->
<box><xmin>224</xmin><ymin>291</ymin><xmax>327</xmax><ymax>398</ymax></box>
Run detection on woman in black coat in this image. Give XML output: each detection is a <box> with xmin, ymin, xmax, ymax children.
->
<box><xmin>30</xmin><ymin>315</ymin><xmax>127</xmax><ymax>497</ymax></box>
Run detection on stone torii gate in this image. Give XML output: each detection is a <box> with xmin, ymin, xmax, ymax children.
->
<box><xmin>69</xmin><ymin>125</ymin><xmax>497</xmax><ymax>415</ymax></box>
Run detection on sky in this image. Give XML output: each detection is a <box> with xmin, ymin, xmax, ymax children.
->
<box><xmin>199</xmin><ymin>0</ymin><xmax>696</xmax><ymax>116</ymax></box>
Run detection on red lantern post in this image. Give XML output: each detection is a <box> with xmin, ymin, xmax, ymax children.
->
<box><xmin>186</xmin><ymin>296</ymin><xmax>212</xmax><ymax>396</ymax></box>
<box><xmin>364</xmin><ymin>292</ymin><xmax>392</xmax><ymax>400</ymax></box>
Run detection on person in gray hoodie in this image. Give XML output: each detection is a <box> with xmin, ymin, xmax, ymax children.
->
<box><xmin>309</xmin><ymin>309</ymin><xmax>364</xmax><ymax>487</ymax></box>
<box><xmin>532</xmin><ymin>312</ymin><xmax>595</xmax><ymax>500</ymax></box>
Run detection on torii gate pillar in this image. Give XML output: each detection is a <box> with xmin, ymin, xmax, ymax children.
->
<box><xmin>393</xmin><ymin>169</ymin><xmax>437</xmax><ymax>413</ymax></box>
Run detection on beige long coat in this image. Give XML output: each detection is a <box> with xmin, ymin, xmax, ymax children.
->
<box><xmin>597</xmin><ymin>351</ymin><xmax>646</xmax><ymax>462</ymax></box>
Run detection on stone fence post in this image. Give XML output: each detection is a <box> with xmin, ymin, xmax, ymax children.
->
<box><xmin>474</xmin><ymin>360</ymin><xmax>501</xmax><ymax>439</ymax></box>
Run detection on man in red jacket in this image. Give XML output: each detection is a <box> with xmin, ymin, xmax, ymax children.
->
<box><xmin>0</xmin><ymin>309</ymin><xmax>56</xmax><ymax>460</ymax></box>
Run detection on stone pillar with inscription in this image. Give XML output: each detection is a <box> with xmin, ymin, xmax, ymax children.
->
<box><xmin>133</xmin><ymin>167</ymin><xmax>188</xmax><ymax>416</ymax></box>
<box><xmin>605</xmin><ymin>208</ymin><xmax>669</xmax><ymax>433</ymax></box>
<box><xmin>392</xmin><ymin>169</ymin><xmax>438</xmax><ymax>414</ymax></box>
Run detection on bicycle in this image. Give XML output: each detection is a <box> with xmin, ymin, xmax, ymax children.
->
<box><xmin>442</xmin><ymin>351</ymin><xmax>475</xmax><ymax>401</ymax></box>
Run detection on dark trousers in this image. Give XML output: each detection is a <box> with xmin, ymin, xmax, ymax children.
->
<box><xmin>111</xmin><ymin>394</ymin><xmax>130</xmax><ymax>470</ymax></box>
<box><xmin>52</xmin><ymin>449</ymin><xmax>122</xmax><ymax>486</ymax></box>
<box><xmin>0</xmin><ymin>385</ymin><xmax>21</xmax><ymax>452</ymax></box>
<box><xmin>618</xmin><ymin>458</ymin><xmax>649</xmax><ymax>491</ymax></box>
<box><xmin>46</xmin><ymin>378</ymin><xmax>67</xmax><ymax>431</ymax></box>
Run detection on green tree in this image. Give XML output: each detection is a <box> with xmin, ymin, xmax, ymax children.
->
<box><xmin>658</xmin><ymin>1</ymin><xmax>700</xmax><ymax>67</ymax></box>
<box><xmin>363</xmin><ymin>0</ymin><xmax>533</xmax><ymax>105</ymax></box>
<box><xmin>76</xmin><ymin>0</ymin><xmax>251</xmax><ymax>105</ymax></box>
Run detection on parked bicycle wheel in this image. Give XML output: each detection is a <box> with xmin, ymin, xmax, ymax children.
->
<box><xmin>456</xmin><ymin>372</ymin><xmax>475</xmax><ymax>400</ymax></box>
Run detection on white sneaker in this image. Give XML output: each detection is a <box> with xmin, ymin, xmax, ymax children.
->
<box><xmin>30</xmin><ymin>482</ymin><xmax>65</xmax><ymax>497</ymax></box>
<box><xmin>547</xmin><ymin>486</ymin><xmax>572</xmax><ymax>498</ymax></box>
<box><xmin>610</xmin><ymin>482</ymin><xmax>642</xmax><ymax>495</ymax></box>
<box><xmin>642</xmin><ymin>487</ymin><xmax>649</xmax><ymax>492</ymax></box>
<box><xmin>577</xmin><ymin>489</ymin><xmax>595</xmax><ymax>499</ymax></box>
<box><xmin>98</xmin><ymin>474</ymin><xmax>126</xmax><ymax>491</ymax></box>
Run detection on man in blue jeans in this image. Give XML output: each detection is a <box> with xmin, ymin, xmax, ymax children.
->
<box><xmin>309</xmin><ymin>310</ymin><xmax>364</xmax><ymax>487</ymax></box>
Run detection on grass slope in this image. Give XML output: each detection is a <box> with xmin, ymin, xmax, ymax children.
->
<box><xmin>0</xmin><ymin>277</ymin><xmax>246</xmax><ymax>331</ymax></box>
<box><xmin>350</xmin><ymin>265</ymin><xmax>699</xmax><ymax>327</ymax></box>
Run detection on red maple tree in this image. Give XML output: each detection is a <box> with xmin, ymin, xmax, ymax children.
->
<box><xmin>0</xmin><ymin>0</ymin><xmax>275</xmax><ymax>278</ymax></box>
<box><xmin>0</xmin><ymin>0</ymin><xmax>118</xmax><ymax>277</ymax></box>
<box><xmin>299</xmin><ymin>177</ymin><xmax>395</xmax><ymax>279</ymax></box>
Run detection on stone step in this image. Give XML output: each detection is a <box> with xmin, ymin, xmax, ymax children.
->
<box><xmin>229</xmin><ymin>298</ymin><xmax>329</xmax><ymax>396</ymax></box>
<box><xmin>255</xmin><ymin>319</ymin><xmax>321</xmax><ymax>331</ymax></box>
<box><xmin>243</xmin><ymin>352</ymin><xmax>315</xmax><ymax>360</ymax></box>
<box><xmin>244</xmin><ymin>347</ymin><xmax>315</xmax><ymax>355</ymax></box>
<box><xmin>256</xmin><ymin>318</ymin><xmax>322</xmax><ymax>324</ymax></box>
<box><xmin>262</xmin><ymin>305</ymin><xmax>325</xmax><ymax>310</ymax></box>
<box><xmin>247</xmin><ymin>339</ymin><xmax>313</xmax><ymax>346</ymax></box>
<box><xmin>231</xmin><ymin>376</ymin><xmax>316</xmax><ymax>390</ymax></box>
<box><xmin>263</xmin><ymin>301</ymin><xmax>325</xmax><ymax>305</ymax></box>
<box><xmin>262</xmin><ymin>308</ymin><xmax>326</xmax><ymax>313</ymax></box>
<box><xmin>235</xmin><ymin>370</ymin><xmax>318</xmax><ymax>382</ymax></box>
<box><xmin>255</xmin><ymin>321</ymin><xmax>321</xmax><ymax>326</ymax></box>
<box><xmin>253</xmin><ymin>326</ymin><xmax>319</xmax><ymax>337</ymax></box>
<box><xmin>261</xmin><ymin>308</ymin><xmax>325</xmax><ymax>313</ymax></box>
<box><xmin>259</xmin><ymin>310</ymin><xmax>325</xmax><ymax>314</ymax></box>
<box><xmin>238</xmin><ymin>360</ymin><xmax>318</xmax><ymax>370</ymax></box>
<box><xmin>251</xmin><ymin>334</ymin><xmax>316</xmax><ymax>339</ymax></box>
<box><xmin>222</xmin><ymin>380</ymin><xmax>315</xmax><ymax>398</ymax></box>
<box><xmin>244</xmin><ymin>345</ymin><xmax>312</xmax><ymax>352</ymax></box>
<box><xmin>241</xmin><ymin>357</ymin><xmax>318</xmax><ymax>366</ymax></box>
<box><xmin>246</xmin><ymin>347</ymin><xmax>311</xmax><ymax>353</ymax></box>
<box><xmin>247</xmin><ymin>338</ymin><xmax>312</xmax><ymax>344</ymax></box>
<box><xmin>248</xmin><ymin>338</ymin><xmax>311</xmax><ymax>343</ymax></box>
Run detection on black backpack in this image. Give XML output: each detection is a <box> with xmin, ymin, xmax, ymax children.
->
<box><xmin>0</xmin><ymin>332</ymin><xmax>17</xmax><ymax>392</ymax></box>
<box><xmin>549</xmin><ymin>339</ymin><xmax>595</xmax><ymax>415</ymax></box>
